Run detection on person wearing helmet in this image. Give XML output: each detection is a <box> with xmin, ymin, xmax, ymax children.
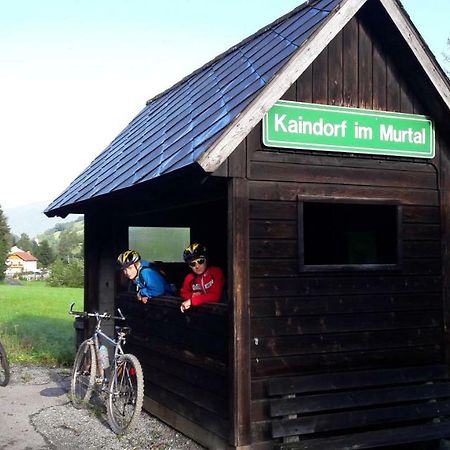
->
<box><xmin>117</xmin><ymin>250</ymin><xmax>174</xmax><ymax>303</ymax></box>
<box><xmin>180</xmin><ymin>243</ymin><xmax>225</xmax><ymax>313</ymax></box>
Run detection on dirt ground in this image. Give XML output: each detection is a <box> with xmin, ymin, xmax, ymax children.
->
<box><xmin>0</xmin><ymin>363</ymin><xmax>205</xmax><ymax>450</ymax></box>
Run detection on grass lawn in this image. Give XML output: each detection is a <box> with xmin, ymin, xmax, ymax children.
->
<box><xmin>0</xmin><ymin>280</ymin><xmax>83</xmax><ymax>366</ymax></box>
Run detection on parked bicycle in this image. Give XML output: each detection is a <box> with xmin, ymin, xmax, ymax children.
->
<box><xmin>0</xmin><ymin>339</ymin><xmax>10</xmax><ymax>386</ymax></box>
<box><xmin>69</xmin><ymin>302</ymin><xmax>144</xmax><ymax>434</ymax></box>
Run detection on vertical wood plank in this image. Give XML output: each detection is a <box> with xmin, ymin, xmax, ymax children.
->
<box><xmin>229</xmin><ymin>140</ymin><xmax>247</xmax><ymax>179</ymax></box>
<box><xmin>386</xmin><ymin>62</ymin><xmax>400</xmax><ymax>111</ymax></box>
<box><xmin>214</xmin><ymin>160</ymin><xmax>229</xmax><ymax>177</ymax></box>
<box><xmin>83</xmin><ymin>212</ymin><xmax>99</xmax><ymax>338</ymax></box>
<box><xmin>400</xmin><ymin>81</ymin><xmax>414</xmax><ymax>113</ymax></box>
<box><xmin>297</xmin><ymin>65</ymin><xmax>313</xmax><ymax>103</ymax></box>
<box><xmin>246</xmin><ymin>123</ymin><xmax>262</xmax><ymax>177</ymax></box>
<box><xmin>328</xmin><ymin>30</ymin><xmax>344</xmax><ymax>106</ymax></box>
<box><xmin>358</xmin><ymin>21</ymin><xmax>373</xmax><ymax>109</ymax></box>
<box><xmin>281</xmin><ymin>83</ymin><xmax>296</xmax><ymax>102</ymax></box>
<box><xmin>343</xmin><ymin>17</ymin><xmax>358</xmax><ymax>107</ymax></box>
<box><xmin>372</xmin><ymin>42</ymin><xmax>386</xmax><ymax>110</ymax></box>
<box><xmin>84</xmin><ymin>209</ymin><xmax>128</xmax><ymax>338</ymax></box>
<box><xmin>312</xmin><ymin>48</ymin><xmax>328</xmax><ymax>104</ymax></box>
<box><xmin>99</xmin><ymin>212</ymin><xmax>121</xmax><ymax>336</ymax></box>
<box><xmin>228</xmin><ymin>178</ymin><xmax>251</xmax><ymax>447</ymax></box>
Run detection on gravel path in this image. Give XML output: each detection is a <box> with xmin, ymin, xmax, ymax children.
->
<box><xmin>3</xmin><ymin>364</ymin><xmax>205</xmax><ymax>450</ymax></box>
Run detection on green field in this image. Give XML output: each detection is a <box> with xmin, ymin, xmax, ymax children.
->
<box><xmin>0</xmin><ymin>281</ymin><xmax>83</xmax><ymax>366</ymax></box>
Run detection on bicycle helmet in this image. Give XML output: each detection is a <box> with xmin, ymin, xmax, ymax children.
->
<box><xmin>117</xmin><ymin>250</ymin><xmax>141</xmax><ymax>269</ymax></box>
<box><xmin>183</xmin><ymin>243</ymin><xmax>207</xmax><ymax>263</ymax></box>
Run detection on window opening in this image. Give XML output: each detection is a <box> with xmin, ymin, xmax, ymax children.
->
<box><xmin>299</xmin><ymin>201</ymin><xmax>401</xmax><ymax>270</ymax></box>
<box><xmin>128</xmin><ymin>227</ymin><xmax>190</xmax><ymax>263</ymax></box>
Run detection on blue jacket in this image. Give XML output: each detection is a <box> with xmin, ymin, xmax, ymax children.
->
<box><xmin>133</xmin><ymin>261</ymin><xmax>174</xmax><ymax>298</ymax></box>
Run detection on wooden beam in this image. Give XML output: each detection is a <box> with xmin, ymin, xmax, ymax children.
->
<box><xmin>228</xmin><ymin>178</ymin><xmax>251</xmax><ymax>447</ymax></box>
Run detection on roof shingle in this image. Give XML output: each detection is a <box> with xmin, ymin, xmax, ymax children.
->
<box><xmin>46</xmin><ymin>0</ymin><xmax>341</xmax><ymax>215</ymax></box>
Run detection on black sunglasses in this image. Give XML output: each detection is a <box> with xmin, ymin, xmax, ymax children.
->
<box><xmin>189</xmin><ymin>258</ymin><xmax>206</xmax><ymax>268</ymax></box>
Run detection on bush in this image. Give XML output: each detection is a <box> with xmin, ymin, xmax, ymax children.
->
<box><xmin>48</xmin><ymin>259</ymin><xmax>84</xmax><ymax>288</ymax></box>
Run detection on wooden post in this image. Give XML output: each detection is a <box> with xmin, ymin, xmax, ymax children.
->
<box><xmin>83</xmin><ymin>209</ymin><xmax>128</xmax><ymax>338</ymax></box>
<box><xmin>228</xmin><ymin>178</ymin><xmax>251</xmax><ymax>449</ymax></box>
<box><xmin>83</xmin><ymin>212</ymin><xmax>100</xmax><ymax>338</ymax></box>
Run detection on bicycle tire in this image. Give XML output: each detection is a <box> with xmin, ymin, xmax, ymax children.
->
<box><xmin>0</xmin><ymin>340</ymin><xmax>10</xmax><ymax>387</ymax></box>
<box><xmin>106</xmin><ymin>353</ymin><xmax>144</xmax><ymax>434</ymax></box>
<box><xmin>71</xmin><ymin>339</ymin><xmax>97</xmax><ymax>408</ymax></box>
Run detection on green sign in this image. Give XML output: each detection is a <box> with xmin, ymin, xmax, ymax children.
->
<box><xmin>263</xmin><ymin>100</ymin><xmax>434</xmax><ymax>158</ymax></box>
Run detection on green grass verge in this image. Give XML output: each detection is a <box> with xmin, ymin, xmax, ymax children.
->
<box><xmin>0</xmin><ymin>280</ymin><xmax>83</xmax><ymax>366</ymax></box>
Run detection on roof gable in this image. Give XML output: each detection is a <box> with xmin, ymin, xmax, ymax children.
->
<box><xmin>46</xmin><ymin>0</ymin><xmax>450</xmax><ymax>217</ymax></box>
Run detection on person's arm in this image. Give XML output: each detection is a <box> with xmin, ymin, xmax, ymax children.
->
<box><xmin>180</xmin><ymin>274</ymin><xmax>195</xmax><ymax>312</ymax></box>
<box><xmin>190</xmin><ymin>267</ymin><xmax>225</xmax><ymax>306</ymax></box>
<box><xmin>138</xmin><ymin>269</ymin><xmax>167</xmax><ymax>298</ymax></box>
<box><xmin>180</xmin><ymin>274</ymin><xmax>193</xmax><ymax>301</ymax></box>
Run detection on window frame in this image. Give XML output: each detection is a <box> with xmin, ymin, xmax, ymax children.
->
<box><xmin>298</xmin><ymin>197</ymin><xmax>403</xmax><ymax>272</ymax></box>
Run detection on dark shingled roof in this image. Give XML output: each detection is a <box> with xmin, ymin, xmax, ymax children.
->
<box><xmin>46</xmin><ymin>0</ymin><xmax>341</xmax><ymax>215</ymax></box>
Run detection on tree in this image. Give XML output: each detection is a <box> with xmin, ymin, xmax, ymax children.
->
<box><xmin>16</xmin><ymin>233</ymin><xmax>33</xmax><ymax>252</ymax></box>
<box><xmin>31</xmin><ymin>240</ymin><xmax>40</xmax><ymax>259</ymax></box>
<box><xmin>0</xmin><ymin>205</ymin><xmax>12</xmax><ymax>280</ymax></box>
<box><xmin>37</xmin><ymin>240</ymin><xmax>55</xmax><ymax>267</ymax></box>
<box><xmin>57</xmin><ymin>229</ymin><xmax>82</xmax><ymax>260</ymax></box>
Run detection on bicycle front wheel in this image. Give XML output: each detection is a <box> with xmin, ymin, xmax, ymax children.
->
<box><xmin>0</xmin><ymin>340</ymin><xmax>10</xmax><ymax>387</ymax></box>
<box><xmin>71</xmin><ymin>340</ymin><xmax>97</xmax><ymax>408</ymax></box>
<box><xmin>107</xmin><ymin>353</ymin><xmax>144</xmax><ymax>434</ymax></box>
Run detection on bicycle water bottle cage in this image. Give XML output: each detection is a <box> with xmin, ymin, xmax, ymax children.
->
<box><xmin>115</xmin><ymin>326</ymin><xmax>131</xmax><ymax>336</ymax></box>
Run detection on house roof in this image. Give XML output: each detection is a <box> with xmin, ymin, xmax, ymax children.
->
<box><xmin>45</xmin><ymin>0</ymin><xmax>450</xmax><ymax>217</ymax></box>
<box><xmin>9</xmin><ymin>252</ymin><xmax>38</xmax><ymax>262</ymax></box>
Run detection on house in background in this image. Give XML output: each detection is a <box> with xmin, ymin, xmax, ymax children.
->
<box><xmin>5</xmin><ymin>247</ymin><xmax>38</xmax><ymax>276</ymax></box>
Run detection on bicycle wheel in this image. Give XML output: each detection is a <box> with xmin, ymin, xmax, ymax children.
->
<box><xmin>0</xmin><ymin>340</ymin><xmax>10</xmax><ymax>387</ymax></box>
<box><xmin>106</xmin><ymin>353</ymin><xmax>144</xmax><ymax>434</ymax></box>
<box><xmin>71</xmin><ymin>339</ymin><xmax>97</xmax><ymax>407</ymax></box>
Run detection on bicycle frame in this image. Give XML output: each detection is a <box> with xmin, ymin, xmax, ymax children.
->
<box><xmin>69</xmin><ymin>303</ymin><xmax>127</xmax><ymax>384</ymax></box>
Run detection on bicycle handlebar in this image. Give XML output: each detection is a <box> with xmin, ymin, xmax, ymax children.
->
<box><xmin>69</xmin><ymin>302</ymin><xmax>125</xmax><ymax>321</ymax></box>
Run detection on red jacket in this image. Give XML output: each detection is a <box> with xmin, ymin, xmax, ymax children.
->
<box><xmin>180</xmin><ymin>266</ymin><xmax>225</xmax><ymax>306</ymax></box>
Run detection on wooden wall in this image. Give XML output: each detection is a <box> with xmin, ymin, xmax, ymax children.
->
<box><xmin>241</xmin><ymin>10</ymin><xmax>448</xmax><ymax>448</ymax></box>
<box><xmin>117</xmin><ymin>295</ymin><xmax>229</xmax><ymax>449</ymax></box>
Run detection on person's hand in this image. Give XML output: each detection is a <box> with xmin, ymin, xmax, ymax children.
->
<box><xmin>180</xmin><ymin>299</ymin><xmax>191</xmax><ymax>313</ymax></box>
<box><xmin>137</xmin><ymin>293</ymin><xmax>149</xmax><ymax>304</ymax></box>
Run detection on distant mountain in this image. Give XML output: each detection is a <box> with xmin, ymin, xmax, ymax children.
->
<box><xmin>37</xmin><ymin>216</ymin><xmax>84</xmax><ymax>247</ymax></box>
<box><xmin>4</xmin><ymin>201</ymin><xmax>82</xmax><ymax>238</ymax></box>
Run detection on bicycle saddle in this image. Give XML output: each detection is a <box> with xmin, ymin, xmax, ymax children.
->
<box><xmin>115</xmin><ymin>326</ymin><xmax>132</xmax><ymax>335</ymax></box>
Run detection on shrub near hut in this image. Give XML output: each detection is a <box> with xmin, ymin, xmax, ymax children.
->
<box><xmin>47</xmin><ymin>259</ymin><xmax>84</xmax><ymax>288</ymax></box>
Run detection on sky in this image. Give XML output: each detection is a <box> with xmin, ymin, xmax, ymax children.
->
<box><xmin>1</xmin><ymin>0</ymin><xmax>449</xmax><ymax>210</ymax></box>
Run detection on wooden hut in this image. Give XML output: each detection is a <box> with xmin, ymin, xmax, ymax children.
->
<box><xmin>46</xmin><ymin>0</ymin><xmax>450</xmax><ymax>448</ymax></box>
